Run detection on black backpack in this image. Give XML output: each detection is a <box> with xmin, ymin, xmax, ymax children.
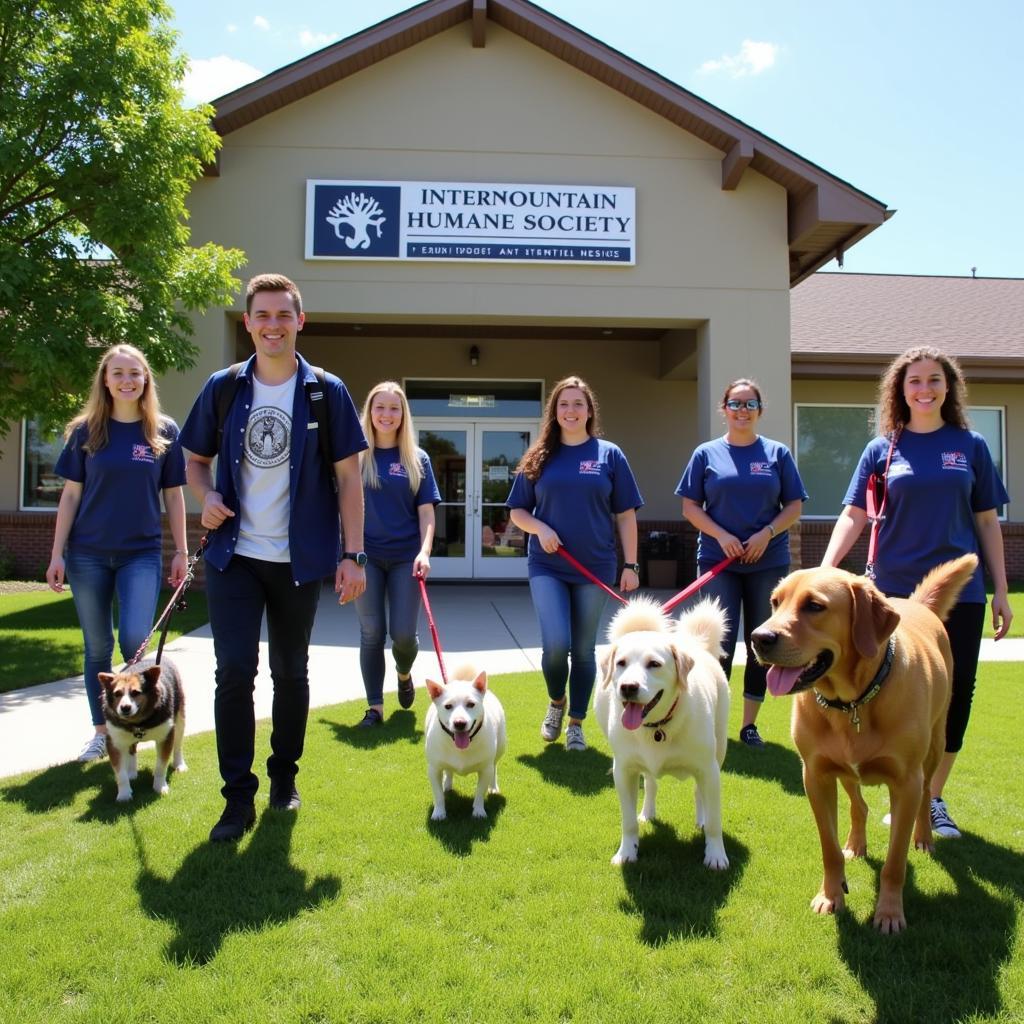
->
<box><xmin>214</xmin><ymin>361</ymin><xmax>338</xmax><ymax>494</ymax></box>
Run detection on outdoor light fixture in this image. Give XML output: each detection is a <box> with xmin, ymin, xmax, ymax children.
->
<box><xmin>469</xmin><ymin>344</ymin><xmax>480</xmax><ymax>366</ymax></box>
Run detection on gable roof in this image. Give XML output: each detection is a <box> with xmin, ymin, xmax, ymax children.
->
<box><xmin>207</xmin><ymin>0</ymin><xmax>891</xmax><ymax>287</ymax></box>
<box><xmin>791</xmin><ymin>273</ymin><xmax>1024</xmax><ymax>381</ymax></box>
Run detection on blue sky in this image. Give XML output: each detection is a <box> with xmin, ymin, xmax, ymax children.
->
<box><xmin>169</xmin><ymin>0</ymin><xmax>1023</xmax><ymax>279</ymax></box>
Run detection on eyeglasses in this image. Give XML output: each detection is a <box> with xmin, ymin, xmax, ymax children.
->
<box><xmin>725</xmin><ymin>398</ymin><xmax>761</xmax><ymax>411</ymax></box>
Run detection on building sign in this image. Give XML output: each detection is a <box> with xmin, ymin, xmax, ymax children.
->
<box><xmin>305</xmin><ymin>180</ymin><xmax>635</xmax><ymax>265</ymax></box>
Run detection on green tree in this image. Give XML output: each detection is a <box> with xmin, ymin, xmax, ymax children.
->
<box><xmin>0</xmin><ymin>0</ymin><xmax>245</xmax><ymax>440</ymax></box>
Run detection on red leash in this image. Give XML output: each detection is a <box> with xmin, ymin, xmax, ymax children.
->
<box><xmin>555</xmin><ymin>545</ymin><xmax>735</xmax><ymax>613</ymax></box>
<box><xmin>415</xmin><ymin>572</ymin><xmax>448</xmax><ymax>684</ymax></box>
<box><xmin>661</xmin><ymin>556</ymin><xmax>735</xmax><ymax>613</ymax></box>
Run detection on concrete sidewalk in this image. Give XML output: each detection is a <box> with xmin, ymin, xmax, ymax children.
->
<box><xmin>2</xmin><ymin>583</ymin><xmax>1021</xmax><ymax>779</ymax></box>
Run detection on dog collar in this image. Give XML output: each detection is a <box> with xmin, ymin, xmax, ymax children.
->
<box><xmin>642</xmin><ymin>692</ymin><xmax>680</xmax><ymax>743</ymax></box>
<box><xmin>813</xmin><ymin>636</ymin><xmax>896</xmax><ymax>732</ymax></box>
<box><xmin>439</xmin><ymin>718</ymin><xmax>484</xmax><ymax>745</ymax></box>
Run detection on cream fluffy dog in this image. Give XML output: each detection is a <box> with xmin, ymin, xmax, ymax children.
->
<box><xmin>425</xmin><ymin>664</ymin><xmax>507</xmax><ymax>820</ymax></box>
<box><xmin>595</xmin><ymin>597</ymin><xmax>730</xmax><ymax>869</ymax></box>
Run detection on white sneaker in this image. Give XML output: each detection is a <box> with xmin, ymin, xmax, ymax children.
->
<box><xmin>565</xmin><ymin>723</ymin><xmax>586</xmax><ymax>752</ymax></box>
<box><xmin>930</xmin><ymin>797</ymin><xmax>962</xmax><ymax>838</ymax></box>
<box><xmin>77</xmin><ymin>733</ymin><xmax>107</xmax><ymax>763</ymax></box>
<box><xmin>540</xmin><ymin>702</ymin><xmax>566</xmax><ymax>742</ymax></box>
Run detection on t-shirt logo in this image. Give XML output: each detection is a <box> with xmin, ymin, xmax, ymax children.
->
<box><xmin>578</xmin><ymin>460</ymin><xmax>602</xmax><ymax>476</ymax></box>
<box><xmin>749</xmin><ymin>461</ymin><xmax>773</xmax><ymax>477</ymax></box>
<box><xmin>388</xmin><ymin>462</ymin><xmax>408</xmax><ymax>478</ymax></box>
<box><xmin>131</xmin><ymin>443</ymin><xmax>155</xmax><ymax>464</ymax></box>
<box><xmin>941</xmin><ymin>451</ymin><xmax>968</xmax><ymax>472</ymax></box>
<box><xmin>245</xmin><ymin>407</ymin><xmax>290</xmax><ymax>468</ymax></box>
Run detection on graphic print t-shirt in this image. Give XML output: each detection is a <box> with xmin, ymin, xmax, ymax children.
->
<box><xmin>235</xmin><ymin>373</ymin><xmax>297</xmax><ymax>562</ymax></box>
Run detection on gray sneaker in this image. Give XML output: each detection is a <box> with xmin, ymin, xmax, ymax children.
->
<box><xmin>77</xmin><ymin>733</ymin><xmax>107</xmax><ymax>763</ymax></box>
<box><xmin>540</xmin><ymin>702</ymin><xmax>566</xmax><ymax>742</ymax></box>
<box><xmin>565</xmin><ymin>722</ymin><xmax>586</xmax><ymax>752</ymax></box>
<box><xmin>930</xmin><ymin>797</ymin><xmax>962</xmax><ymax>838</ymax></box>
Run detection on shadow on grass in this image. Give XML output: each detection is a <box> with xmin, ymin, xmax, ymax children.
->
<box><xmin>618</xmin><ymin>820</ymin><xmax>749</xmax><ymax>945</ymax></box>
<box><xmin>516</xmin><ymin>745</ymin><xmax>613</xmax><ymax>795</ymax></box>
<box><xmin>835</xmin><ymin>833</ymin><xmax>1022</xmax><ymax>1023</ymax></box>
<box><xmin>425</xmin><ymin>791</ymin><xmax>507</xmax><ymax>856</ymax></box>
<box><xmin>322</xmin><ymin>708</ymin><xmax>422</xmax><ymax>749</ymax></box>
<box><xmin>723</xmin><ymin>736</ymin><xmax>805</xmax><ymax>796</ymax></box>
<box><xmin>1</xmin><ymin>758</ymin><xmax>107</xmax><ymax>813</ymax></box>
<box><xmin>134</xmin><ymin>811</ymin><xmax>341</xmax><ymax>967</ymax></box>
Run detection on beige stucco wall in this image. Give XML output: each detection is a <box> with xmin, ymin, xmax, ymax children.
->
<box><xmin>156</xmin><ymin>18</ymin><xmax>792</xmax><ymax>523</ymax></box>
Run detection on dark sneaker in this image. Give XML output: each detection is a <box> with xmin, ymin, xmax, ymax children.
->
<box><xmin>209</xmin><ymin>801</ymin><xmax>256</xmax><ymax>842</ymax></box>
<box><xmin>357</xmin><ymin>707</ymin><xmax>383</xmax><ymax>728</ymax></box>
<box><xmin>397</xmin><ymin>676</ymin><xmax>415</xmax><ymax>709</ymax></box>
<box><xmin>269</xmin><ymin>778</ymin><xmax>301</xmax><ymax>811</ymax></box>
<box><xmin>739</xmin><ymin>724</ymin><xmax>766</xmax><ymax>748</ymax></box>
<box><xmin>930</xmin><ymin>797</ymin><xmax>961</xmax><ymax>838</ymax></box>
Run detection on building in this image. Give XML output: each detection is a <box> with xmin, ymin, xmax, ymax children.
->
<box><xmin>3</xmin><ymin>0</ymin><xmax>1019</xmax><ymax>582</ymax></box>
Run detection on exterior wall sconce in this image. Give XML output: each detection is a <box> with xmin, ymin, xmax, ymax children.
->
<box><xmin>469</xmin><ymin>344</ymin><xmax>480</xmax><ymax>366</ymax></box>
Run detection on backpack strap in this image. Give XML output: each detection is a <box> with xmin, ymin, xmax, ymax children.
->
<box><xmin>214</xmin><ymin>361</ymin><xmax>247</xmax><ymax>452</ymax></box>
<box><xmin>305</xmin><ymin>366</ymin><xmax>337</xmax><ymax>494</ymax></box>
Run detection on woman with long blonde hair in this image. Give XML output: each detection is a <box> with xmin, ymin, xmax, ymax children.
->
<box><xmin>353</xmin><ymin>382</ymin><xmax>441</xmax><ymax>727</ymax></box>
<box><xmin>46</xmin><ymin>344</ymin><xmax>188</xmax><ymax>762</ymax></box>
<box><xmin>823</xmin><ymin>345</ymin><xmax>1011</xmax><ymax>838</ymax></box>
<box><xmin>507</xmin><ymin>376</ymin><xmax>643</xmax><ymax>751</ymax></box>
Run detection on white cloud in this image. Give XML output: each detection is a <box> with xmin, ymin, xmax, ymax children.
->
<box><xmin>698</xmin><ymin>40</ymin><xmax>779</xmax><ymax>78</ymax></box>
<box><xmin>299</xmin><ymin>28</ymin><xmax>338</xmax><ymax>49</ymax></box>
<box><xmin>182</xmin><ymin>55</ymin><xmax>264</xmax><ymax>105</ymax></box>
<box><xmin>226</xmin><ymin>23</ymin><xmax>237</xmax><ymax>33</ymax></box>
<box><xmin>253</xmin><ymin>15</ymin><xmax>270</xmax><ymax>31</ymax></box>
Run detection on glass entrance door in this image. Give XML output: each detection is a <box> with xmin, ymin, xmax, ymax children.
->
<box><xmin>418</xmin><ymin>420</ymin><xmax>535</xmax><ymax>579</ymax></box>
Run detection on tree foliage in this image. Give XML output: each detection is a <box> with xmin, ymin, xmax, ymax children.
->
<box><xmin>0</xmin><ymin>0</ymin><xmax>245</xmax><ymax>440</ymax></box>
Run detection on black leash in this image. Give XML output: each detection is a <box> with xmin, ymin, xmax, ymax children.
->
<box><xmin>125</xmin><ymin>534</ymin><xmax>209</xmax><ymax>669</ymax></box>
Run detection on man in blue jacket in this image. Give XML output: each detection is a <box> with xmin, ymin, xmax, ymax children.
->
<box><xmin>181</xmin><ymin>273</ymin><xmax>368</xmax><ymax>841</ymax></box>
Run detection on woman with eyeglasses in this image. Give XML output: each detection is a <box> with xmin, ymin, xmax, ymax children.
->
<box><xmin>675</xmin><ymin>378</ymin><xmax>807</xmax><ymax>748</ymax></box>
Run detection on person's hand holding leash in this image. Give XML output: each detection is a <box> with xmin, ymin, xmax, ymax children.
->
<box><xmin>619</xmin><ymin>566</ymin><xmax>639</xmax><ymax>593</ymax></box>
<box><xmin>536</xmin><ymin>521</ymin><xmax>562</xmax><ymax>554</ymax></box>
<box><xmin>168</xmin><ymin>552</ymin><xmax>187</xmax><ymax>587</ymax></box>
<box><xmin>716</xmin><ymin>530</ymin><xmax>744</xmax><ymax>559</ymax></box>
<box><xmin>413</xmin><ymin>552</ymin><xmax>431</xmax><ymax>579</ymax></box>
<box><xmin>200</xmin><ymin>491</ymin><xmax>235</xmax><ymax>530</ymax></box>
<box><xmin>740</xmin><ymin>527</ymin><xmax>771</xmax><ymax>564</ymax></box>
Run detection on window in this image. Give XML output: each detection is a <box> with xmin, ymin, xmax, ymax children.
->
<box><xmin>794</xmin><ymin>405</ymin><xmax>876</xmax><ymax>517</ymax></box>
<box><xmin>21</xmin><ymin>419</ymin><xmax>65</xmax><ymax>510</ymax></box>
<box><xmin>795</xmin><ymin>404</ymin><xmax>1008</xmax><ymax>520</ymax></box>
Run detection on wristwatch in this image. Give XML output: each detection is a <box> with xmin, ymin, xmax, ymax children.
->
<box><xmin>623</xmin><ymin>562</ymin><xmax>640</xmax><ymax>573</ymax></box>
<box><xmin>342</xmin><ymin>551</ymin><xmax>368</xmax><ymax>567</ymax></box>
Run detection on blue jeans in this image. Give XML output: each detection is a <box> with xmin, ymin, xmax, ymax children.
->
<box><xmin>700</xmin><ymin>564</ymin><xmax>786</xmax><ymax>702</ymax></box>
<box><xmin>67</xmin><ymin>549</ymin><xmax>163</xmax><ymax>727</ymax></box>
<box><xmin>205</xmin><ymin>556</ymin><xmax>322</xmax><ymax>804</ymax></box>
<box><xmin>354</xmin><ymin>557</ymin><xmax>421</xmax><ymax>706</ymax></box>
<box><xmin>528</xmin><ymin>574</ymin><xmax>608</xmax><ymax>721</ymax></box>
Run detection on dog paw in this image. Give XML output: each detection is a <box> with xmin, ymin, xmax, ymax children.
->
<box><xmin>127</xmin><ymin>770</ymin><xmax>139</xmax><ymax>782</ymax></box>
<box><xmin>703</xmin><ymin>845</ymin><xmax>729</xmax><ymax>871</ymax></box>
<box><xmin>810</xmin><ymin>890</ymin><xmax>844</xmax><ymax>916</ymax></box>
<box><xmin>116</xmin><ymin>791</ymin><xmax>133</xmax><ymax>803</ymax></box>
<box><xmin>611</xmin><ymin>843</ymin><xmax>638</xmax><ymax>865</ymax></box>
<box><xmin>843</xmin><ymin>844</ymin><xmax>866</xmax><ymax>861</ymax></box>
<box><xmin>472</xmin><ymin>806</ymin><xmax>488</xmax><ymax>819</ymax></box>
<box><xmin>173</xmin><ymin>760</ymin><xmax>188</xmax><ymax>773</ymax></box>
<box><xmin>914</xmin><ymin>838</ymin><xmax>935</xmax><ymax>853</ymax></box>
<box><xmin>154</xmin><ymin>782</ymin><xmax>170</xmax><ymax>796</ymax></box>
<box><xmin>430</xmin><ymin>808</ymin><xmax>447</xmax><ymax>821</ymax></box>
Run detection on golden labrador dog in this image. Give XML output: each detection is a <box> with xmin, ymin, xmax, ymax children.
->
<box><xmin>749</xmin><ymin>554</ymin><xmax>977</xmax><ymax>933</ymax></box>
<box><xmin>595</xmin><ymin>597</ymin><xmax>730</xmax><ymax>870</ymax></box>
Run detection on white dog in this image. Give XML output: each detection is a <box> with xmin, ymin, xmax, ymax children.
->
<box><xmin>595</xmin><ymin>596</ymin><xmax>730</xmax><ymax>869</ymax></box>
<box><xmin>425</xmin><ymin>664</ymin><xmax>507</xmax><ymax>820</ymax></box>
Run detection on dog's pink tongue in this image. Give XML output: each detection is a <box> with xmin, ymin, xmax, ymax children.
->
<box><xmin>621</xmin><ymin>702</ymin><xmax>645</xmax><ymax>730</ymax></box>
<box><xmin>766</xmin><ymin>665</ymin><xmax>805</xmax><ymax>697</ymax></box>
<box><xmin>453</xmin><ymin>731</ymin><xmax>471</xmax><ymax>750</ymax></box>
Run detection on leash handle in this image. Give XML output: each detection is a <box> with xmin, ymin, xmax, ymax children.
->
<box><xmin>865</xmin><ymin>429</ymin><xmax>901</xmax><ymax>580</ymax></box>
<box><xmin>660</xmin><ymin>556</ymin><xmax>736</xmax><ymax>614</ymax></box>
<box><xmin>554</xmin><ymin>547</ymin><xmax>629</xmax><ymax>605</ymax></box>
<box><xmin>415</xmin><ymin>572</ymin><xmax>448</xmax><ymax>685</ymax></box>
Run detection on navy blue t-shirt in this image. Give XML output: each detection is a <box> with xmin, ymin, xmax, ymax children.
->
<box><xmin>364</xmin><ymin>447</ymin><xmax>441</xmax><ymax>561</ymax></box>
<box><xmin>675</xmin><ymin>435</ymin><xmax>807</xmax><ymax>573</ymax></box>
<box><xmin>844</xmin><ymin>425</ymin><xmax>1008</xmax><ymax>603</ymax></box>
<box><xmin>55</xmin><ymin>418</ymin><xmax>186</xmax><ymax>556</ymax></box>
<box><xmin>506</xmin><ymin>437</ymin><xmax>644</xmax><ymax>585</ymax></box>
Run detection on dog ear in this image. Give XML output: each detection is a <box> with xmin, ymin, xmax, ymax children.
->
<box><xmin>671</xmin><ymin>643</ymin><xmax>693</xmax><ymax>690</ymax></box>
<box><xmin>425</xmin><ymin>678</ymin><xmax>444</xmax><ymax>700</ymax></box>
<box><xmin>598</xmin><ymin>644</ymin><xmax>617</xmax><ymax>690</ymax></box>
<box><xmin>473</xmin><ymin>670</ymin><xmax>487</xmax><ymax>693</ymax></box>
<box><xmin>97</xmin><ymin>672</ymin><xmax>115</xmax><ymax>688</ymax></box>
<box><xmin>142</xmin><ymin>666</ymin><xmax>162</xmax><ymax>688</ymax></box>
<box><xmin>851</xmin><ymin>580</ymin><xmax>901</xmax><ymax>659</ymax></box>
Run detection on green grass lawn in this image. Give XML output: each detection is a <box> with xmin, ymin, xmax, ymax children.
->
<box><xmin>1</xmin><ymin>665</ymin><xmax>1021</xmax><ymax>1023</ymax></box>
<box><xmin>0</xmin><ymin>589</ymin><xmax>209</xmax><ymax>694</ymax></box>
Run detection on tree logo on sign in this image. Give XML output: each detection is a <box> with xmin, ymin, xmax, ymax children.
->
<box><xmin>325</xmin><ymin>192</ymin><xmax>387</xmax><ymax>250</ymax></box>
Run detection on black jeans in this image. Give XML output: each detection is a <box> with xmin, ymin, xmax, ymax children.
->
<box><xmin>206</xmin><ymin>556</ymin><xmax>322</xmax><ymax>804</ymax></box>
